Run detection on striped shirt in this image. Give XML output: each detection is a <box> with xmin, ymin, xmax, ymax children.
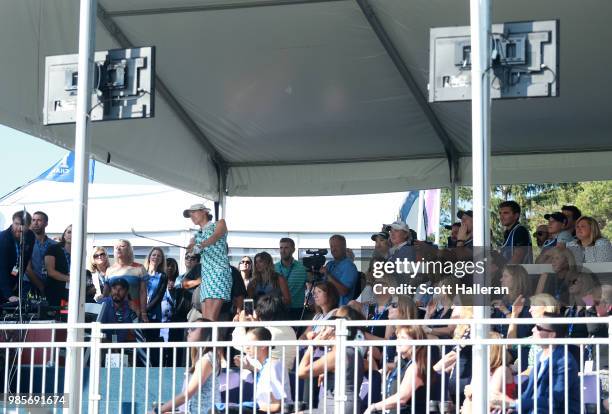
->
<box><xmin>274</xmin><ymin>259</ymin><xmax>307</xmax><ymax>309</ymax></box>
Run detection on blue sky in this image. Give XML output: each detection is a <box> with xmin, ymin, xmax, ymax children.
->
<box><xmin>0</xmin><ymin>124</ymin><xmax>152</xmax><ymax>197</ymax></box>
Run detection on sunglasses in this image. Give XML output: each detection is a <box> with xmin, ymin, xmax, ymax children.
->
<box><xmin>569</xmin><ymin>279</ymin><xmax>579</xmax><ymax>285</ymax></box>
<box><xmin>93</xmin><ymin>253</ymin><xmax>107</xmax><ymax>259</ymax></box>
<box><xmin>535</xmin><ymin>325</ymin><xmax>555</xmax><ymax>333</ymax></box>
<box><xmin>185</xmin><ymin>256</ymin><xmax>197</xmax><ymax>261</ymax></box>
<box><xmin>390</xmin><ymin>302</ymin><xmax>399</xmax><ymax>308</ymax></box>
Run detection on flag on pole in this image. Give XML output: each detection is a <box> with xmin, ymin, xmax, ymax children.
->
<box><xmin>36</xmin><ymin>152</ymin><xmax>95</xmax><ymax>183</ymax></box>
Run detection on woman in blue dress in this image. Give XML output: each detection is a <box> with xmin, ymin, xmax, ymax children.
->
<box><xmin>184</xmin><ymin>203</ymin><xmax>233</xmax><ymax>322</ymax></box>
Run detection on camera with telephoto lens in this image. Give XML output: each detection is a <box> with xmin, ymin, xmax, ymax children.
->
<box><xmin>302</xmin><ymin>248</ymin><xmax>328</xmax><ymax>282</ymax></box>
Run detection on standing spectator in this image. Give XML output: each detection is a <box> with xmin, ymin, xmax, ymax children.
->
<box><xmin>567</xmin><ymin>216</ymin><xmax>612</xmax><ymax>264</ymax></box>
<box><xmin>445</xmin><ymin>222</ymin><xmax>461</xmax><ymax>248</ymax></box>
<box><xmin>247</xmin><ymin>252</ymin><xmax>291</xmax><ymax>306</ymax></box>
<box><xmin>88</xmin><ymin>246</ymin><xmax>110</xmax><ymax>302</ymax></box>
<box><xmin>105</xmin><ymin>239</ymin><xmax>149</xmax><ymax>321</ymax></box>
<box><xmin>371</xmin><ymin>230</ymin><xmax>391</xmax><ymax>259</ymax></box>
<box><xmin>386</xmin><ymin>221</ymin><xmax>417</xmax><ymax>262</ymax></box>
<box><xmin>184</xmin><ymin>203</ymin><xmax>233</xmax><ymax>322</ymax></box>
<box><xmin>542</xmin><ymin>212</ymin><xmax>572</xmax><ymax>250</ymax></box>
<box><xmin>175</xmin><ymin>252</ymin><xmax>201</xmax><ymax>291</ymax></box>
<box><xmin>455</xmin><ymin>210</ymin><xmax>473</xmax><ymax>248</ymax></box>
<box><xmin>321</xmin><ymin>234</ymin><xmax>359</xmax><ymax>305</ymax></box>
<box><xmin>275</xmin><ymin>238</ymin><xmax>307</xmax><ymax>319</ymax></box>
<box><xmin>161</xmin><ymin>258</ymin><xmax>179</xmax><ymax>341</ymax></box>
<box><xmin>0</xmin><ymin>211</ymin><xmax>34</xmax><ymax>303</ymax></box>
<box><xmin>239</xmin><ymin>255</ymin><xmax>253</xmax><ymax>289</ymax></box>
<box><xmin>44</xmin><ymin>225</ymin><xmax>72</xmax><ymax>307</ymax></box>
<box><xmin>220</xmin><ymin>258</ymin><xmax>247</xmax><ymax>322</ymax></box>
<box><xmin>143</xmin><ymin>247</ymin><xmax>168</xmax><ymax>341</ymax></box>
<box><xmin>532</xmin><ymin>224</ymin><xmax>549</xmax><ymax>248</ymax></box>
<box><xmin>26</xmin><ymin>211</ymin><xmax>55</xmax><ymax>296</ymax></box>
<box><xmin>498</xmin><ymin>200</ymin><xmax>533</xmax><ymax>264</ymax></box>
<box><xmin>561</xmin><ymin>205</ymin><xmax>582</xmax><ymax>237</ymax></box>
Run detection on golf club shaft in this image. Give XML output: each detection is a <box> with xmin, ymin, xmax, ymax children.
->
<box><xmin>131</xmin><ymin>228</ymin><xmax>188</xmax><ymax>249</ymax></box>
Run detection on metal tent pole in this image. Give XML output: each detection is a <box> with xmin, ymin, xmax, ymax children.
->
<box><xmin>470</xmin><ymin>0</ymin><xmax>491</xmax><ymax>413</ymax></box>
<box><xmin>65</xmin><ymin>0</ymin><xmax>97</xmax><ymax>411</ymax></box>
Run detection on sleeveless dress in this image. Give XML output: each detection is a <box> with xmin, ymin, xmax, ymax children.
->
<box><xmin>196</xmin><ymin>222</ymin><xmax>232</xmax><ymax>302</ymax></box>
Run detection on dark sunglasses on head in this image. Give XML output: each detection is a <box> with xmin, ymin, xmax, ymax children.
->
<box><xmin>93</xmin><ymin>253</ymin><xmax>106</xmax><ymax>259</ymax></box>
<box><xmin>535</xmin><ymin>325</ymin><xmax>555</xmax><ymax>333</ymax></box>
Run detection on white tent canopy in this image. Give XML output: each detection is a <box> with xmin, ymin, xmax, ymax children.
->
<box><xmin>1</xmin><ymin>0</ymin><xmax>611</xmax><ymax>200</ymax></box>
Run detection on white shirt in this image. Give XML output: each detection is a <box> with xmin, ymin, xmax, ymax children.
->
<box><xmin>255</xmin><ymin>358</ymin><xmax>293</xmax><ymax>405</ymax></box>
<box><xmin>232</xmin><ymin>325</ymin><xmax>297</xmax><ymax>370</ymax></box>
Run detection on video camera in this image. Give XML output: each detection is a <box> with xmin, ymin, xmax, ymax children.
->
<box><xmin>302</xmin><ymin>248</ymin><xmax>328</xmax><ymax>281</ymax></box>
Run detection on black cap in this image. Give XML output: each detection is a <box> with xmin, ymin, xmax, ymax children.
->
<box><xmin>445</xmin><ymin>222</ymin><xmax>461</xmax><ymax>230</ymax></box>
<box><xmin>544</xmin><ymin>212</ymin><xmax>568</xmax><ymax>224</ymax></box>
<box><xmin>370</xmin><ymin>231</ymin><xmax>390</xmax><ymax>241</ymax></box>
<box><xmin>457</xmin><ymin>210</ymin><xmax>473</xmax><ymax>219</ymax></box>
<box><xmin>110</xmin><ymin>277</ymin><xmax>129</xmax><ymax>290</ymax></box>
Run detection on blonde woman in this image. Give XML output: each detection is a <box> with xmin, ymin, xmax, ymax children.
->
<box><xmin>88</xmin><ymin>246</ymin><xmax>110</xmax><ymax>302</ymax></box>
<box><xmin>567</xmin><ymin>216</ymin><xmax>612</xmax><ymax>263</ymax></box>
<box><xmin>246</xmin><ymin>252</ymin><xmax>291</xmax><ymax>306</ymax></box>
<box><xmin>105</xmin><ymin>239</ymin><xmax>149</xmax><ymax>321</ymax></box>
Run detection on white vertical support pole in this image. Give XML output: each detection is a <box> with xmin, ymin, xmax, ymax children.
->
<box><xmin>65</xmin><ymin>0</ymin><xmax>96</xmax><ymax>412</ymax></box>
<box><xmin>334</xmin><ymin>319</ymin><xmax>347</xmax><ymax>414</ymax></box>
<box><xmin>470</xmin><ymin>0</ymin><xmax>491</xmax><ymax>413</ymax></box>
<box><xmin>416</xmin><ymin>190</ymin><xmax>425</xmax><ymax>240</ymax></box>
<box><xmin>217</xmin><ymin>167</ymin><xmax>227</xmax><ymax>220</ymax></box>
<box><xmin>88</xmin><ymin>323</ymin><xmax>103</xmax><ymax>414</ymax></box>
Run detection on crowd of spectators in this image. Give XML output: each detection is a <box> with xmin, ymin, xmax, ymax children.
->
<box><xmin>0</xmin><ymin>200</ymin><xmax>610</xmax><ymax>413</ymax></box>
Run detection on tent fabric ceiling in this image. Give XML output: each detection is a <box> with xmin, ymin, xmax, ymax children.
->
<box><xmin>1</xmin><ymin>0</ymin><xmax>610</xmax><ymax>199</ymax></box>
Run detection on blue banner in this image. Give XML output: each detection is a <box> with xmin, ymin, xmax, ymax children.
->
<box><xmin>36</xmin><ymin>152</ymin><xmax>95</xmax><ymax>183</ymax></box>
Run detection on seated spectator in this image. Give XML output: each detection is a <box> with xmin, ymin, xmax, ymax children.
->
<box><xmin>321</xmin><ymin>234</ymin><xmax>360</xmax><ymax>306</ymax></box>
<box><xmin>491</xmin><ymin>265</ymin><xmax>532</xmax><ymax>338</ymax></box>
<box><xmin>532</xmin><ymin>224</ymin><xmax>549</xmax><ymax>248</ymax></box>
<box><xmin>364</xmin><ymin>325</ymin><xmax>441</xmax><ymax>414</ymax></box>
<box><xmin>247</xmin><ymin>252</ymin><xmax>291</xmax><ymax>306</ymax></box>
<box><xmin>298</xmin><ymin>306</ymin><xmax>365</xmax><ymax>414</ymax></box>
<box><xmin>354</xmin><ymin>257</ymin><xmax>387</xmax><ymax>306</ymax></box>
<box><xmin>535</xmin><ymin>247</ymin><xmax>579</xmax><ymax>305</ymax></box>
<box><xmin>567</xmin><ymin>216</ymin><xmax>612</xmax><ymax>264</ymax></box>
<box><xmin>232</xmin><ymin>294</ymin><xmax>297</xmax><ymax>370</ymax></box>
<box><xmin>507</xmin><ymin>293</ymin><xmax>558</xmax><ymax>375</ymax></box>
<box><xmin>564</xmin><ymin>271</ymin><xmax>601</xmax><ymax>339</ymax></box>
<box><xmin>88</xmin><ymin>246</ymin><xmax>109</xmax><ymax>302</ymax></box>
<box><xmin>300</xmin><ymin>281</ymin><xmax>339</xmax><ymax>340</ymax></box>
<box><xmin>461</xmin><ymin>332</ymin><xmax>515</xmax><ymax>414</ymax></box>
<box><xmin>232</xmin><ymin>327</ymin><xmax>292</xmax><ymax>413</ymax></box>
<box><xmin>238</xmin><ymin>255</ymin><xmax>253</xmax><ymax>289</ymax></box>
<box><xmin>492</xmin><ymin>312</ymin><xmax>580</xmax><ymax>414</ymax></box>
<box><xmin>368</xmin><ymin>295</ymin><xmax>419</xmax><ymax>371</ymax></box>
<box><xmin>423</xmin><ymin>278</ymin><xmax>456</xmax><ymax>339</ymax></box>
<box><xmin>433</xmin><ymin>306</ymin><xmax>473</xmax><ymax>407</ymax></box>
<box><xmin>542</xmin><ymin>212</ymin><xmax>572</xmax><ymax>250</ymax></box>
<box><xmin>151</xmin><ymin>321</ymin><xmax>223</xmax><ymax>414</ymax></box>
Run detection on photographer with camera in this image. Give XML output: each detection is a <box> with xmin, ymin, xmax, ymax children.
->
<box><xmin>274</xmin><ymin>238</ymin><xmax>307</xmax><ymax>320</ymax></box>
<box><xmin>320</xmin><ymin>235</ymin><xmax>359</xmax><ymax>306</ymax></box>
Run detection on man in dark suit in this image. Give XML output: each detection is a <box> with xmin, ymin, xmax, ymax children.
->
<box><xmin>0</xmin><ymin>211</ymin><xmax>35</xmax><ymax>303</ymax></box>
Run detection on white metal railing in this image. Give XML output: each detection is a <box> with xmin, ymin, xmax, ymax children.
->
<box><xmin>0</xmin><ymin>317</ymin><xmax>609</xmax><ymax>413</ymax></box>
